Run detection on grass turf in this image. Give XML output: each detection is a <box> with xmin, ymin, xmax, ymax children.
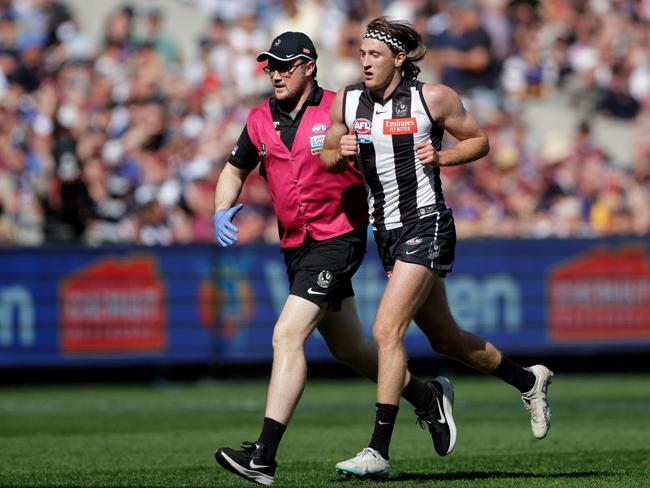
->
<box><xmin>0</xmin><ymin>373</ymin><xmax>649</xmax><ymax>487</ymax></box>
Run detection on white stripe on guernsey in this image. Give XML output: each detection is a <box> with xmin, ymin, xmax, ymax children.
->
<box><xmin>344</xmin><ymin>89</ymin><xmax>378</xmax><ymax>216</ymax></box>
<box><xmin>416</xmin><ymin>164</ymin><xmax>438</xmax><ymax>209</ymax></box>
<box><xmin>409</xmin><ymin>86</ymin><xmax>439</xmax><ymax>211</ymax></box>
<box><xmin>370</xmin><ymin>100</ymin><xmax>401</xmax><ymax>228</ymax></box>
<box><xmin>367</xmin><ymin>184</ymin><xmax>376</xmax><ymax>222</ymax></box>
<box><xmin>343</xmin><ymin>90</ymin><xmax>362</xmax><ymax>129</ymax></box>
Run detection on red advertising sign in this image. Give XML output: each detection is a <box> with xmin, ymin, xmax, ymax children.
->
<box><xmin>60</xmin><ymin>255</ymin><xmax>166</xmax><ymax>353</ymax></box>
<box><xmin>548</xmin><ymin>245</ymin><xmax>650</xmax><ymax>341</ymax></box>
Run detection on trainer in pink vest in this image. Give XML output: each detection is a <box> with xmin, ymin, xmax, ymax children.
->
<box><xmin>246</xmin><ymin>89</ymin><xmax>368</xmax><ymax>248</ymax></box>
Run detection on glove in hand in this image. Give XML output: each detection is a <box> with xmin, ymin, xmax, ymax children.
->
<box><xmin>213</xmin><ymin>203</ymin><xmax>244</xmax><ymax>247</ymax></box>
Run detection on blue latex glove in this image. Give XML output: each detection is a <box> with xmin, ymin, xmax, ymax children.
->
<box><xmin>213</xmin><ymin>203</ymin><xmax>244</xmax><ymax>247</ymax></box>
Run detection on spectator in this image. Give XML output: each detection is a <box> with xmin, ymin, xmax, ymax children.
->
<box><xmin>139</xmin><ymin>6</ymin><xmax>178</xmax><ymax>66</ymax></box>
<box><xmin>428</xmin><ymin>1</ymin><xmax>500</xmax><ymax>94</ymax></box>
<box><xmin>597</xmin><ymin>63</ymin><xmax>641</xmax><ymax>119</ymax></box>
<box><xmin>501</xmin><ymin>25</ymin><xmax>558</xmax><ymax>103</ymax></box>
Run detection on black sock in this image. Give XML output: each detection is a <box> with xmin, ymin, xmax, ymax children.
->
<box><xmin>401</xmin><ymin>376</ymin><xmax>434</xmax><ymax>410</ymax></box>
<box><xmin>368</xmin><ymin>403</ymin><xmax>399</xmax><ymax>460</ymax></box>
<box><xmin>257</xmin><ymin>417</ymin><xmax>286</xmax><ymax>460</ymax></box>
<box><xmin>493</xmin><ymin>356</ymin><xmax>536</xmax><ymax>393</ymax></box>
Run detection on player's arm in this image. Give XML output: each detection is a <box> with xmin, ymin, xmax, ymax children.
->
<box><xmin>419</xmin><ymin>84</ymin><xmax>489</xmax><ymax>167</ymax></box>
<box><xmin>321</xmin><ymin>88</ymin><xmax>357</xmax><ymax>173</ymax></box>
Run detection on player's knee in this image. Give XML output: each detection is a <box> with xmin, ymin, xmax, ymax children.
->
<box><xmin>372</xmin><ymin>321</ymin><xmax>404</xmax><ymax>349</ymax></box>
<box><xmin>271</xmin><ymin>332</ymin><xmax>284</xmax><ymax>352</ymax></box>
<box><xmin>271</xmin><ymin>325</ymin><xmax>303</xmax><ymax>351</ymax></box>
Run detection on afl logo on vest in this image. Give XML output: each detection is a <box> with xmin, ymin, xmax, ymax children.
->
<box><xmin>352</xmin><ymin>118</ymin><xmax>372</xmax><ymax>144</ymax></box>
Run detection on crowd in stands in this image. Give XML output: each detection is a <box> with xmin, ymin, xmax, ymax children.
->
<box><xmin>0</xmin><ymin>0</ymin><xmax>648</xmax><ymax>246</ymax></box>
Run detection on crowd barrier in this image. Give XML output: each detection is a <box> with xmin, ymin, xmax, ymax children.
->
<box><xmin>1</xmin><ymin>236</ymin><xmax>649</xmax><ymax>368</ymax></box>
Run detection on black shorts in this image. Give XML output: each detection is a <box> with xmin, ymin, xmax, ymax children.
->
<box><xmin>282</xmin><ymin>225</ymin><xmax>367</xmax><ymax>311</ymax></box>
<box><xmin>374</xmin><ymin>207</ymin><xmax>456</xmax><ymax>277</ymax></box>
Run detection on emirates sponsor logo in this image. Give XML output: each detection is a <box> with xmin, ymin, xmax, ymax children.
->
<box><xmin>383</xmin><ymin>117</ymin><xmax>417</xmax><ymax>135</ymax></box>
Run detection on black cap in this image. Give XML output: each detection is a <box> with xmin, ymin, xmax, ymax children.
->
<box><xmin>256</xmin><ymin>32</ymin><xmax>317</xmax><ymax>63</ymax></box>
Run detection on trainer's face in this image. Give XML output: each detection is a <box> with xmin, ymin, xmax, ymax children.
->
<box><xmin>359</xmin><ymin>38</ymin><xmax>404</xmax><ymax>92</ymax></box>
<box><xmin>266</xmin><ymin>59</ymin><xmax>315</xmax><ymax>102</ymax></box>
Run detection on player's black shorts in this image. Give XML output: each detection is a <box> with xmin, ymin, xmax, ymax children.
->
<box><xmin>282</xmin><ymin>225</ymin><xmax>367</xmax><ymax>311</ymax></box>
<box><xmin>373</xmin><ymin>206</ymin><xmax>456</xmax><ymax>277</ymax></box>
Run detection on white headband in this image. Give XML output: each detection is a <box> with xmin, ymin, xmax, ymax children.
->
<box><xmin>363</xmin><ymin>29</ymin><xmax>408</xmax><ymax>53</ymax></box>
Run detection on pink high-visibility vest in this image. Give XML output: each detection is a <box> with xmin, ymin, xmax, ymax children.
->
<box><xmin>246</xmin><ymin>89</ymin><xmax>367</xmax><ymax>248</ymax></box>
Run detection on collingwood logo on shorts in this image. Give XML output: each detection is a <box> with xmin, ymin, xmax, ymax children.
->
<box><xmin>428</xmin><ymin>242</ymin><xmax>440</xmax><ymax>259</ymax></box>
<box><xmin>317</xmin><ymin>270</ymin><xmax>333</xmax><ymax>288</ymax></box>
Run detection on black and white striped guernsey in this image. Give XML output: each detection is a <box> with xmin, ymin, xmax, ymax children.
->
<box><xmin>343</xmin><ymin>79</ymin><xmax>446</xmax><ymax>231</ymax></box>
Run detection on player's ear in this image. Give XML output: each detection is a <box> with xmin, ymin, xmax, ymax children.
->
<box><xmin>305</xmin><ymin>60</ymin><xmax>316</xmax><ymax>76</ymax></box>
<box><xmin>394</xmin><ymin>52</ymin><xmax>406</xmax><ymax>68</ymax></box>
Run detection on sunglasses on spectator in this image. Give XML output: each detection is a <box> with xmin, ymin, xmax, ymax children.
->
<box><xmin>264</xmin><ymin>61</ymin><xmax>308</xmax><ymax>77</ymax></box>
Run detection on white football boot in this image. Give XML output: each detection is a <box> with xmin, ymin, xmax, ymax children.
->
<box><xmin>335</xmin><ymin>447</ymin><xmax>390</xmax><ymax>479</ymax></box>
<box><xmin>522</xmin><ymin>365</ymin><xmax>554</xmax><ymax>439</ymax></box>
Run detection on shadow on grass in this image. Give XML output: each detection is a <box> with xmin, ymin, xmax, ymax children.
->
<box><xmin>335</xmin><ymin>470</ymin><xmax>611</xmax><ymax>483</ymax></box>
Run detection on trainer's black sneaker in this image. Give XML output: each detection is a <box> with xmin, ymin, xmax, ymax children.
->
<box><xmin>414</xmin><ymin>376</ymin><xmax>457</xmax><ymax>456</ymax></box>
<box><xmin>215</xmin><ymin>441</ymin><xmax>277</xmax><ymax>486</ymax></box>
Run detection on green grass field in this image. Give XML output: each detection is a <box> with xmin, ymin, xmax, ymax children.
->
<box><xmin>1</xmin><ymin>373</ymin><xmax>649</xmax><ymax>487</ymax></box>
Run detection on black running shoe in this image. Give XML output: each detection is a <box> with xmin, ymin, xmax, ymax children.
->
<box><xmin>414</xmin><ymin>376</ymin><xmax>457</xmax><ymax>456</ymax></box>
<box><xmin>215</xmin><ymin>441</ymin><xmax>277</xmax><ymax>486</ymax></box>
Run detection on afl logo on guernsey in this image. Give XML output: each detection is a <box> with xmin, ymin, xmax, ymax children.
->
<box><xmin>311</xmin><ymin>123</ymin><xmax>328</xmax><ymax>133</ymax></box>
<box><xmin>352</xmin><ymin>118</ymin><xmax>372</xmax><ymax>144</ymax></box>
